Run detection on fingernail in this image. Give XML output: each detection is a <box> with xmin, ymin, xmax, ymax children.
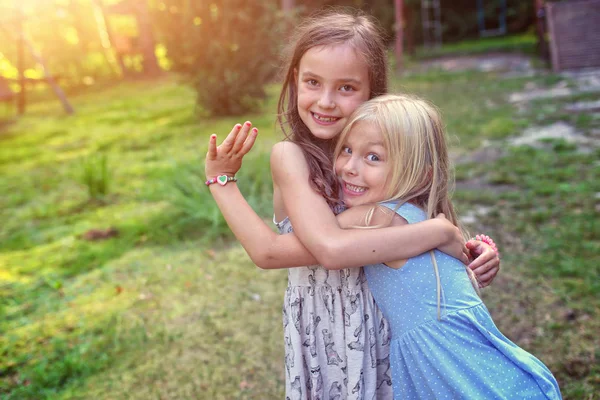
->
<box><xmin>211</xmin><ymin>134</ymin><xmax>216</xmax><ymax>139</ymax></box>
<box><xmin>235</xmin><ymin>124</ymin><xmax>242</xmax><ymax>129</ymax></box>
<box><xmin>252</xmin><ymin>128</ymin><xmax>258</xmax><ymax>133</ymax></box>
<box><xmin>245</xmin><ymin>121</ymin><xmax>251</xmax><ymax>126</ymax></box>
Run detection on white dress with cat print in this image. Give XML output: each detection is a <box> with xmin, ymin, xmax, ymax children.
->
<box><xmin>276</xmin><ymin>216</ymin><xmax>393</xmax><ymax>400</ymax></box>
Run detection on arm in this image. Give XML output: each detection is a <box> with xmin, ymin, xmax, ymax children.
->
<box><xmin>206</xmin><ymin>123</ymin><xmax>466</xmax><ymax>269</ymax></box>
<box><xmin>206</xmin><ymin>125</ymin><xmax>460</xmax><ymax>269</ymax></box>
<box><xmin>271</xmin><ymin>141</ymin><xmax>469</xmax><ymax>269</ymax></box>
<box><xmin>205</xmin><ymin>123</ymin><xmax>500</xmax><ymax>280</ymax></box>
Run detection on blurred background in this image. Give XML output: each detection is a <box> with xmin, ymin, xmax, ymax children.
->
<box><xmin>0</xmin><ymin>0</ymin><xmax>598</xmax><ymax>399</ymax></box>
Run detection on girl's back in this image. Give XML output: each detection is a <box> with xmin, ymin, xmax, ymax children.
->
<box><xmin>364</xmin><ymin>202</ymin><xmax>562</xmax><ymax>400</ymax></box>
<box><xmin>364</xmin><ymin>202</ymin><xmax>482</xmax><ymax>334</ymax></box>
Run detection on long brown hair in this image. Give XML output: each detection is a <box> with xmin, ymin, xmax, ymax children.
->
<box><xmin>277</xmin><ymin>9</ymin><xmax>388</xmax><ymax>209</ymax></box>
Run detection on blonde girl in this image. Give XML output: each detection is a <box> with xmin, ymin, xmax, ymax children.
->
<box><xmin>205</xmin><ymin>10</ymin><xmax>500</xmax><ymax>399</ymax></box>
<box><xmin>331</xmin><ymin>94</ymin><xmax>561</xmax><ymax>399</ymax></box>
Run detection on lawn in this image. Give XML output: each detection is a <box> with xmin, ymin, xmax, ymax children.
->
<box><xmin>1</xmin><ymin>54</ymin><xmax>598</xmax><ymax>398</ymax></box>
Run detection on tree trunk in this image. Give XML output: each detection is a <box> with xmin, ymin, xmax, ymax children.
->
<box><xmin>16</xmin><ymin>3</ymin><xmax>25</xmax><ymax>114</ymax></box>
<box><xmin>405</xmin><ymin>2</ymin><xmax>415</xmax><ymax>56</ymax></box>
<box><xmin>395</xmin><ymin>0</ymin><xmax>404</xmax><ymax>73</ymax></box>
<box><xmin>535</xmin><ymin>0</ymin><xmax>549</xmax><ymax>62</ymax></box>
<box><xmin>23</xmin><ymin>37</ymin><xmax>75</xmax><ymax>114</ymax></box>
<box><xmin>135</xmin><ymin>0</ymin><xmax>161</xmax><ymax>76</ymax></box>
<box><xmin>92</xmin><ymin>0</ymin><xmax>129</xmax><ymax>77</ymax></box>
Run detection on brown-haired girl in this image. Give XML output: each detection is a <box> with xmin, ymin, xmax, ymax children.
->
<box><xmin>204</xmin><ymin>10</ymin><xmax>500</xmax><ymax>399</ymax></box>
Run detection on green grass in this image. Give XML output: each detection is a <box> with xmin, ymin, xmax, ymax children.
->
<box><xmin>414</xmin><ymin>33</ymin><xmax>538</xmax><ymax>59</ymax></box>
<box><xmin>1</xmin><ymin>52</ymin><xmax>599</xmax><ymax>398</ymax></box>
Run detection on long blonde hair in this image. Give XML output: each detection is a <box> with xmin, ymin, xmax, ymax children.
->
<box><xmin>334</xmin><ymin>94</ymin><xmax>478</xmax><ymax>318</ymax></box>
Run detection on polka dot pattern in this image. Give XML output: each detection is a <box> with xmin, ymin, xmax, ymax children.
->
<box><xmin>363</xmin><ymin>202</ymin><xmax>563</xmax><ymax>400</ymax></box>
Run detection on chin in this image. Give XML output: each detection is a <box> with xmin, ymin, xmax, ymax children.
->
<box><xmin>309</xmin><ymin>127</ymin><xmax>338</xmax><ymax>141</ymax></box>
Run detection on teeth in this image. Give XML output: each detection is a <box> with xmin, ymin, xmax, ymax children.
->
<box><xmin>313</xmin><ymin>113</ymin><xmax>338</xmax><ymax>122</ymax></box>
<box><xmin>346</xmin><ymin>183</ymin><xmax>366</xmax><ymax>193</ymax></box>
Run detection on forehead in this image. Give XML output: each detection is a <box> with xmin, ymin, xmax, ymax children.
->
<box><xmin>298</xmin><ymin>43</ymin><xmax>369</xmax><ymax>80</ymax></box>
<box><xmin>346</xmin><ymin>121</ymin><xmax>384</xmax><ymax>145</ymax></box>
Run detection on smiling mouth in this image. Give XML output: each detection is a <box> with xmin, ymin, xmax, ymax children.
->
<box><xmin>344</xmin><ymin>182</ymin><xmax>367</xmax><ymax>194</ymax></box>
<box><xmin>311</xmin><ymin>112</ymin><xmax>340</xmax><ymax>124</ymax></box>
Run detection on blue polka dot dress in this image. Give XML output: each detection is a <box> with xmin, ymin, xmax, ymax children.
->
<box><xmin>363</xmin><ymin>202</ymin><xmax>562</xmax><ymax>400</ymax></box>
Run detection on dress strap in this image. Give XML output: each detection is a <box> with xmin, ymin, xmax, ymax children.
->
<box><xmin>379</xmin><ymin>201</ymin><xmax>427</xmax><ymax>224</ymax></box>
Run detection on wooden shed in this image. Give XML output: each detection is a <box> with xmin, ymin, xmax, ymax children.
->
<box><xmin>546</xmin><ymin>0</ymin><xmax>600</xmax><ymax>71</ymax></box>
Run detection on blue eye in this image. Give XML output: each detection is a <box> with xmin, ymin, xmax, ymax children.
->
<box><xmin>342</xmin><ymin>146</ymin><xmax>352</xmax><ymax>154</ymax></box>
<box><xmin>366</xmin><ymin>154</ymin><xmax>380</xmax><ymax>162</ymax></box>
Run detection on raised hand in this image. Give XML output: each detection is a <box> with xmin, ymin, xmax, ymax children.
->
<box><xmin>466</xmin><ymin>240</ymin><xmax>500</xmax><ymax>288</ymax></box>
<box><xmin>205</xmin><ymin>121</ymin><xmax>258</xmax><ymax>179</ymax></box>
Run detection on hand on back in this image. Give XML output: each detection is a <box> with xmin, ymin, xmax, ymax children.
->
<box><xmin>434</xmin><ymin>213</ymin><xmax>469</xmax><ymax>266</ymax></box>
<box><xmin>205</xmin><ymin>122</ymin><xmax>258</xmax><ymax>179</ymax></box>
<box><xmin>466</xmin><ymin>240</ymin><xmax>500</xmax><ymax>288</ymax></box>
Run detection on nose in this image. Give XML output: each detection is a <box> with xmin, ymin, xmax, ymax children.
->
<box><xmin>341</xmin><ymin>155</ymin><xmax>359</xmax><ymax>176</ymax></box>
<box><xmin>317</xmin><ymin>89</ymin><xmax>335</xmax><ymax>109</ymax></box>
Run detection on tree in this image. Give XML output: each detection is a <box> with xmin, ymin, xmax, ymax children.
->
<box><xmin>153</xmin><ymin>0</ymin><xmax>282</xmax><ymax>116</ymax></box>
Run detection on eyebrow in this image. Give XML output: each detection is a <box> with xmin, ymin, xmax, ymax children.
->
<box><xmin>366</xmin><ymin>141</ymin><xmax>385</xmax><ymax>147</ymax></box>
<box><xmin>301</xmin><ymin>71</ymin><xmax>363</xmax><ymax>85</ymax></box>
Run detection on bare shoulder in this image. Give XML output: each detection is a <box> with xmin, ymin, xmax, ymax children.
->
<box><xmin>336</xmin><ymin>204</ymin><xmax>408</xmax><ymax>229</ymax></box>
<box><xmin>371</xmin><ymin>205</ymin><xmax>408</xmax><ymax>228</ymax></box>
<box><xmin>271</xmin><ymin>141</ymin><xmax>304</xmax><ymax>163</ymax></box>
<box><xmin>270</xmin><ymin>141</ymin><xmax>308</xmax><ymax>183</ymax></box>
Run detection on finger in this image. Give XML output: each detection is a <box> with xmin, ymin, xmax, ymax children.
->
<box><xmin>477</xmin><ymin>267</ymin><xmax>499</xmax><ymax>287</ymax></box>
<box><xmin>232</xmin><ymin>121</ymin><xmax>252</xmax><ymax>153</ymax></box>
<box><xmin>459</xmin><ymin>250</ymin><xmax>469</xmax><ymax>266</ymax></box>
<box><xmin>467</xmin><ymin>250</ymin><xmax>495</xmax><ymax>270</ymax></box>
<box><xmin>240</xmin><ymin>127</ymin><xmax>258</xmax><ymax>155</ymax></box>
<box><xmin>469</xmin><ymin>259</ymin><xmax>496</xmax><ymax>277</ymax></box>
<box><xmin>222</xmin><ymin>124</ymin><xmax>243</xmax><ymax>151</ymax></box>
<box><xmin>207</xmin><ymin>134</ymin><xmax>218</xmax><ymax>160</ymax></box>
<box><xmin>465</xmin><ymin>240</ymin><xmax>480</xmax><ymax>253</ymax></box>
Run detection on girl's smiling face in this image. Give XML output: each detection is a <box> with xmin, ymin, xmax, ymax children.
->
<box><xmin>335</xmin><ymin>121</ymin><xmax>391</xmax><ymax>208</ymax></box>
<box><xmin>295</xmin><ymin>44</ymin><xmax>371</xmax><ymax>141</ymax></box>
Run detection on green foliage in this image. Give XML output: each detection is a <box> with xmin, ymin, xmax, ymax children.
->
<box><xmin>80</xmin><ymin>152</ymin><xmax>110</xmax><ymax>201</ymax></box>
<box><xmin>491</xmin><ymin>144</ymin><xmax>599</xmax><ymax>290</ymax></box>
<box><xmin>153</xmin><ymin>1</ymin><xmax>282</xmax><ymax>116</ymax></box>
<box><xmin>0</xmin><ymin>0</ymin><xmax>117</xmax><ymax>85</ymax></box>
<box><xmin>166</xmin><ymin>152</ymin><xmax>273</xmax><ymax>240</ymax></box>
<box><xmin>1</xmin><ymin>42</ymin><xmax>599</xmax><ymax>397</ymax></box>
<box><xmin>415</xmin><ymin>33</ymin><xmax>537</xmax><ymax>59</ymax></box>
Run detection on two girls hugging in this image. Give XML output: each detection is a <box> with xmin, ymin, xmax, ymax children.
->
<box><xmin>204</xmin><ymin>10</ymin><xmax>561</xmax><ymax>400</ymax></box>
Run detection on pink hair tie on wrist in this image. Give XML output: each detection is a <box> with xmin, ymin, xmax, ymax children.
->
<box><xmin>474</xmin><ymin>234</ymin><xmax>500</xmax><ymax>257</ymax></box>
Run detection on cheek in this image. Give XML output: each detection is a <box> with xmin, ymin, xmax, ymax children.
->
<box><xmin>334</xmin><ymin>158</ymin><xmax>343</xmax><ymax>175</ymax></box>
<box><xmin>344</xmin><ymin>97</ymin><xmax>368</xmax><ymax>116</ymax></box>
<box><xmin>297</xmin><ymin>90</ymin><xmax>313</xmax><ymax>108</ymax></box>
<box><xmin>377</xmin><ymin>169</ymin><xmax>391</xmax><ymax>191</ymax></box>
